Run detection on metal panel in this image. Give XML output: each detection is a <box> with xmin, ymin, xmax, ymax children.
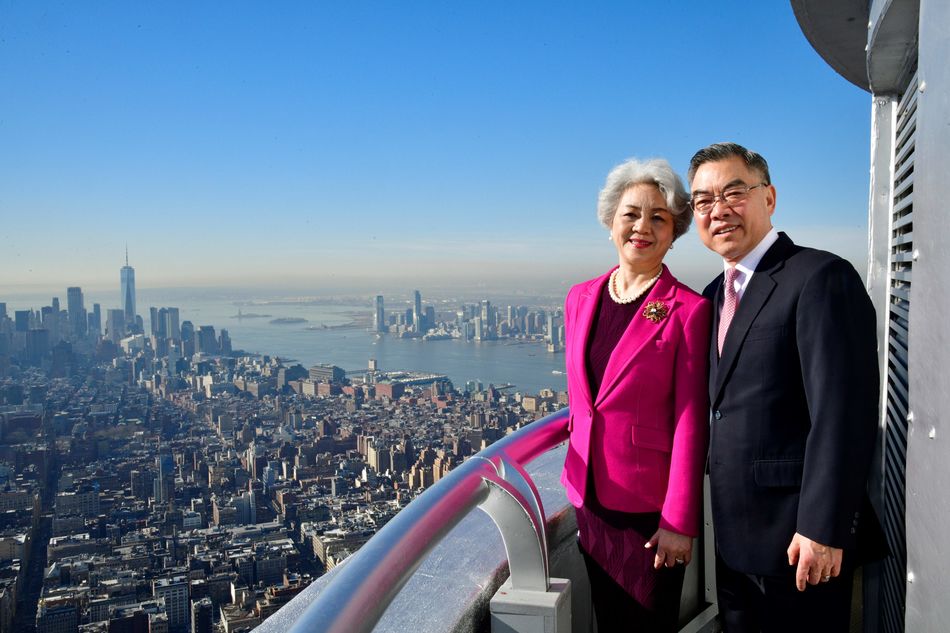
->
<box><xmin>880</xmin><ymin>67</ymin><xmax>917</xmax><ymax>633</ymax></box>
<box><xmin>902</xmin><ymin>2</ymin><xmax>950</xmax><ymax>629</ymax></box>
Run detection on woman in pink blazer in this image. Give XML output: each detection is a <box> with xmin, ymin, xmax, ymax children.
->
<box><xmin>561</xmin><ymin>158</ymin><xmax>710</xmax><ymax>632</ymax></box>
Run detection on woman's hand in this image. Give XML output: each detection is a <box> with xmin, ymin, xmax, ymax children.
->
<box><xmin>645</xmin><ymin>527</ymin><xmax>693</xmax><ymax>569</ymax></box>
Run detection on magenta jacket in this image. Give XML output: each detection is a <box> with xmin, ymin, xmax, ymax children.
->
<box><xmin>560</xmin><ymin>265</ymin><xmax>711</xmax><ymax>537</ymax></box>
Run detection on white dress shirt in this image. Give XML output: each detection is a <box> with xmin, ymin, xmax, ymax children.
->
<box><xmin>725</xmin><ymin>227</ymin><xmax>779</xmax><ymax>302</ymax></box>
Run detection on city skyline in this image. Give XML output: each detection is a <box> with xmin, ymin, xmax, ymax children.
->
<box><xmin>2</xmin><ymin>3</ymin><xmax>872</xmax><ymax>293</ymax></box>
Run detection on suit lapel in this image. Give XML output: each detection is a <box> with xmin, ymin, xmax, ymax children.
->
<box><xmin>711</xmin><ymin>235</ymin><xmax>792</xmax><ymax>403</ymax></box>
<box><xmin>571</xmin><ymin>272</ymin><xmax>608</xmax><ymax>410</ymax></box>
<box><xmin>707</xmin><ymin>276</ymin><xmax>724</xmax><ymax>402</ymax></box>
<box><xmin>595</xmin><ymin>267</ymin><xmax>677</xmax><ymax>407</ymax></box>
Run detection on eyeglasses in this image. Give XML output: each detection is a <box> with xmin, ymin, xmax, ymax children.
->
<box><xmin>690</xmin><ymin>183</ymin><xmax>766</xmax><ymax>216</ymax></box>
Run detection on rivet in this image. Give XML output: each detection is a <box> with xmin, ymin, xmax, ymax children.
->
<box><xmin>907</xmin><ymin>411</ymin><xmax>915</xmax><ymax>423</ymax></box>
<box><xmin>913</xmin><ymin>249</ymin><xmax>920</xmax><ymax>261</ymax></box>
<box><xmin>929</xmin><ymin>428</ymin><xmax>936</xmax><ymax>439</ymax></box>
<box><xmin>907</xmin><ymin>571</ymin><xmax>915</xmax><ymax>583</ymax></box>
<box><xmin>919</xmin><ymin>81</ymin><xmax>926</xmax><ymax>93</ymax></box>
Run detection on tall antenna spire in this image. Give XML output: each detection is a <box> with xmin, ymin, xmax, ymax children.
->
<box><xmin>125</xmin><ymin>243</ymin><xmax>129</xmax><ymax>266</ymax></box>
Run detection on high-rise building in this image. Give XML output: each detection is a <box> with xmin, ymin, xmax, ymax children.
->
<box><xmin>41</xmin><ymin>306</ymin><xmax>59</xmax><ymax>342</ymax></box>
<box><xmin>164</xmin><ymin>307</ymin><xmax>180</xmax><ymax>340</ymax></box>
<box><xmin>413</xmin><ymin>290</ymin><xmax>422</xmax><ymax>332</ymax></box>
<box><xmin>154</xmin><ymin>454</ymin><xmax>175</xmax><ymax>504</ymax></box>
<box><xmin>120</xmin><ymin>248</ymin><xmax>136</xmax><ymax>324</ymax></box>
<box><xmin>180</xmin><ymin>321</ymin><xmax>195</xmax><ymax>357</ymax></box>
<box><xmin>14</xmin><ymin>310</ymin><xmax>31</xmax><ymax>332</ymax></box>
<box><xmin>66</xmin><ymin>287</ymin><xmax>86</xmax><ymax>340</ymax></box>
<box><xmin>106</xmin><ymin>309</ymin><xmax>126</xmax><ymax>344</ymax></box>
<box><xmin>196</xmin><ymin>326</ymin><xmax>217</xmax><ymax>354</ymax></box>
<box><xmin>374</xmin><ymin>295</ymin><xmax>385</xmax><ymax>332</ymax></box>
<box><xmin>26</xmin><ymin>329</ymin><xmax>49</xmax><ymax>365</ymax></box>
<box><xmin>89</xmin><ymin>303</ymin><xmax>102</xmax><ymax>337</ymax></box>
<box><xmin>218</xmin><ymin>328</ymin><xmax>231</xmax><ymax>354</ymax></box>
<box><xmin>149</xmin><ymin>307</ymin><xmax>161</xmax><ymax>337</ymax></box>
<box><xmin>480</xmin><ymin>299</ymin><xmax>494</xmax><ymax>329</ymax></box>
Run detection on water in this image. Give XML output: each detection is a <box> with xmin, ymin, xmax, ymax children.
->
<box><xmin>1</xmin><ymin>289</ymin><xmax>568</xmax><ymax>395</ymax></box>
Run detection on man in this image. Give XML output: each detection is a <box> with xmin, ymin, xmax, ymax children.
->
<box><xmin>687</xmin><ymin>143</ymin><xmax>883</xmax><ymax>632</ymax></box>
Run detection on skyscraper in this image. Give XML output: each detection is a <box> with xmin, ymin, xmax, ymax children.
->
<box><xmin>164</xmin><ymin>307</ymin><xmax>180</xmax><ymax>340</ymax></box>
<box><xmin>120</xmin><ymin>247</ymin><xmax>136</xmax><ymax>325</ymax></box>
<box><xmin>375</xmin><ymin>295</ymin><xmax>385</xmax><ymax>332</ymax></box>
<box><xmin>197</xmin><ymin>326</ymin><xmax>218</xmax><ymax>354</ymax></box>
<box><xmin>66</xmin><ymin>287</ymin><xmax>86</xmax><ymax>340</ymax></box>
<box><xmin>14</xmin><ymin>310</ymin><xmax>30</xmax><ymax>332</ymax></box>
<box><xmin>89</xmin><ymin>303</ymin><xmax>102</xmax><ymax>337</ymax></box>
<box><xmin>150</xmin><ymin>307</ymin><xmax>162</xmax><ymax>337</ymax></box>
<box><xmin>219</xmin><ymin>328</ymin><xmax>231</xmax><ymax>354</ymax></box>
<box><xmin>413</xmin><ymin>290</ymin><xmax>422</xmax><ymax>333</ymax></box>
<box><xmin>41</xmin><ymin>306</ymin><xmax>59</xmax><ymax>342</ymax></box>
<box><xmin>180</xmin><ymin>321</ymin><xmax>195</xmax><ymax>357</ymax></box>
<box><xmin>106</xmin><ymin>309</ymin><xmax>126</xmax><ymax>344</ymax></box>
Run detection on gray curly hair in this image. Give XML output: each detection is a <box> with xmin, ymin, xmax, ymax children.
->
<box><xmin>596</xmin><ymin>158</ymin><xmax>692</xmax><ymax>240</ymax></box>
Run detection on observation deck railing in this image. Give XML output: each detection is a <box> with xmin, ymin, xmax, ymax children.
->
<box><xmin>257</xmin><ymin>408</ymin><xmax>717</xmax><ymax>633</ymax></box>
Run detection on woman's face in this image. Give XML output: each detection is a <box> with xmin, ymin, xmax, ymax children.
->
<box><xmin>611</xmin><ymin>183</ymin><xmax>675</xmax><ymax>273</ymax></box>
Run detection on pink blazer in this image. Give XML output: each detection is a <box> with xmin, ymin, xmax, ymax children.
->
<box><xmin>560</xmin><ymin>265</ymin><xmax>711</xmax><ymax>536</ymax></box>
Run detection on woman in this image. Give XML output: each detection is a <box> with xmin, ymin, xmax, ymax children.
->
<box><xmin>560</xmin><ymin>158</ymin><xmax>710</xmax><ymax>632</ymax></box>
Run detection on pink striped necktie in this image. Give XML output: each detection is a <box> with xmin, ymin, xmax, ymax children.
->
<box><xmin>718</xmin><ymin>266</ymin><xmax>740</xmax><ymax>355</ymax></box>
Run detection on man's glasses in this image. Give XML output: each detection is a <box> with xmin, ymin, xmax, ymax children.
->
<box><xmin>690</xmin><ymin>183</ymin><xmax>766</xmax><ymax>216</ymax></box>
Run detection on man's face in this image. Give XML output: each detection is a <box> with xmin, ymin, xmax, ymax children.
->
<box><xmin>690</xmin><ymin>156</ymin><xmax>776</xmax><ymax>265</ymax></box>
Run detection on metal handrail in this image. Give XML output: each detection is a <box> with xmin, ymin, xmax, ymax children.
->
<box><xmin>286</xmin><ymin>407</ymin><xmax>570</xmax><ymax>633</ymax></box>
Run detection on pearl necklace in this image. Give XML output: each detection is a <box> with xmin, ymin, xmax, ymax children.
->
<box><xmin>608</xmin><ymin>268</ymin><xmax>662</xmax><ymax>305</ymax></box>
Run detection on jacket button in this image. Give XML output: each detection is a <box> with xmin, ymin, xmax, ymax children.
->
<box><xmin>851</xmin><ymin>527</ymin><xmax>857</xmax><ymax>535</ymax></box>
<box><xmin>714</xmin><ymin>410</ymin><xmax>722</xmax><ymax>420</ymax></box>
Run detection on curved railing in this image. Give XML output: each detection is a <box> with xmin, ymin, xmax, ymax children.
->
<box><xmin>283</xmin><ymin>408</ymin><xmax>571</xmax><ymax>633</ymax></box>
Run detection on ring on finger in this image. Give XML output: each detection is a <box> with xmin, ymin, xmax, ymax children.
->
<box><xmin>674</xmin><ymin>558</ymin><xmax>685</xmax><ymax>564</ymax></box>
<box><xmin>821</xmin><ymin>575</ymin><xmax>831</xmax><ymax>582</ymax></box>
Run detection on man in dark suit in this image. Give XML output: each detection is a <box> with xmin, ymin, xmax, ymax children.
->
<box><xmin>687</xmin><ymin>143</ymin><xmax>881</xmax><ymax>632</ymax></box>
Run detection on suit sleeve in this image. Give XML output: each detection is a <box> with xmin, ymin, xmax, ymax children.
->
<box><xmin>795</xmin><ymin>259</ymin><xmax>879</xmax><ymax>548</ymax></box>
<box><xmin>659</xmin><ymin>298</ymin><xmax>712</xmax><ymax>536</ymax></box>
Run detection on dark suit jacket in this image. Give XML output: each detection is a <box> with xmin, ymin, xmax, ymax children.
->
<box><xmin>706</xmin><ymin>232</ymin><xmax>884</xmax><ymax>576</ymax></box>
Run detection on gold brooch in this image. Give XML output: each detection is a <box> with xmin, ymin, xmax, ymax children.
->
<box><xmin>642</xmin><ymin>301</ymin><xmax>669</xmax><ymax>324</ymax></box>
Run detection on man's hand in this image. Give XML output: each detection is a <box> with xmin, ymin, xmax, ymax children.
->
<box><xmin>645</xmin><ymin>527</ymin><xmax>692</xmax><ymax>569</ymax></box>
<box><xmin>787</xmin><ymin>532</ymin><xmax>843</xmax><ymax>591</ymax></box>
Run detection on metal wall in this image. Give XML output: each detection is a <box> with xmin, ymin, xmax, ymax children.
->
<box><xmin>865</xmin><ymin>1</ymin><xmax>950</xmax><ymax>631</ymax></box>
<box><xmin>880</xmin><ymin>68</ymin><xmax>916</xmax><ymax>633</ymax></box>
<box><xmin>903</xmin><ymin>1</ymin><xmax>950</xmax><ymax>630</ymax></box>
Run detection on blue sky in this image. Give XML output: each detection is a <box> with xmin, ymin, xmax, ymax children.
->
<box><xmin>0</xmin><ymin>2</ymin><xmax>872</xmax><ymax>296</ymax></box>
